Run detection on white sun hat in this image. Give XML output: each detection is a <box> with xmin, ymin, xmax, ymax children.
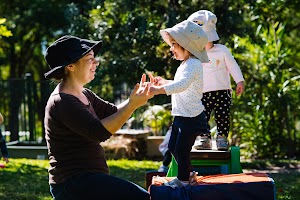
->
<box><xmin>187</xmin><ymin>10</ymin><xmax>220</xmax><ymax>42</ymax></box>
<box><xmin>160</xmin><ymin>20</ymin><xmax>209</xmax><ymax>63</ymax></box>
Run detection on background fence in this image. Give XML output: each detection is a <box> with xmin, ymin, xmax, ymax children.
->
<box><xmin>0</xmin><ymin>74</ymin><xmax>51</xmax><ymax>143</ymax></box>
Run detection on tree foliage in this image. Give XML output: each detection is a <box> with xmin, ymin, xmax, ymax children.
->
<box><xmin>232</xmin><ymin>22</ymin><xmax>299</xmax><ymax>158</ymax></box>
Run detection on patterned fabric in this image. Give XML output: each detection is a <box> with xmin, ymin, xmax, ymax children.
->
<box><xmin>164</xmin><ymin>57</ymin><xmax>205</xmax><ymax>117</ymax></box>
<box><xmin>202</xmin><ymin>90</ymin><xmax>232</xmax><ymax>137</ymax></box>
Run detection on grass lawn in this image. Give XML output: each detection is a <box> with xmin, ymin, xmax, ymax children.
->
<box><xmin>0</xmin><ymin>158</ymin><xmax>299</xmax><ymax>200</ymax></box>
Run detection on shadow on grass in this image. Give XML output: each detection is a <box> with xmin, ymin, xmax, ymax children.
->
<box><xmin>0</xmin><ymin>161</ymin><xmax>51</xmax><ymax>200</ymax></box>
<box><xmin>241</xmin><ymin>159</ymin><xmax>300</xmax><ymax>172</ymax></box>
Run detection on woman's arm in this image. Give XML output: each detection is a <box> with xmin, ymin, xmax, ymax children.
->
<box><xmin>101</xmin><ymin>76</ymin><xmax>154</xmax><ymax>134</ymax></box>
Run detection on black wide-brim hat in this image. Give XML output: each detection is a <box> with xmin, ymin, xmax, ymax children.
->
<box><xmin>44</xmin><ymin>35</ymin><xmax>102</xmax><ymax>79</ymax></box>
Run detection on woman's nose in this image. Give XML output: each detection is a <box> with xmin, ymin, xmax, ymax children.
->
<box><xmin>94</xmin><ymin>58</ymin><xmax>100</xmax><ymax>66</ymax></box>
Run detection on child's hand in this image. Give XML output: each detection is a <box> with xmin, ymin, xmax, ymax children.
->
<box><xmin>147</xmin><ymin>72</ymin><xmax>166</xmax><ymax>86</ymax></box>
<box><xmin>146</xmin><ymin>72</ymin><xmax>158</xmax><ymax>86</ymax></box>
<box><xmin>154</xmin><ymin>76</ymin><xmax>166</xmax><ymax>86</ymax></box>
<box><xmin>148</xmin><ymin>85</ymin><xmax>166</xmax><ymax>96</ymax></box>
<box><xmin>236</xmin><ymin>81</ymin><xmax>245</xmax><ymax>96</ymax></box>
<box><xmin>144</xmin><ymin>72</ymin><xmax>167</xmax><ymax>95</ymax></box>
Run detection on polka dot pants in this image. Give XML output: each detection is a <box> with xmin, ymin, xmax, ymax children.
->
<box><xmin>202</xmin><ymin>90</ymin><xmax>232</xmax><ymax>137</ymax></box>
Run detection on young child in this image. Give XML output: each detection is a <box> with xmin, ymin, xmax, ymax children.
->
<box><xmin>187</xmin><ymin>10</ymin><xmax>245</xmax><ymax>150</ymax></box>
<box><xmin>0</xmin><ymin>112</ymin><xmax>9</xmax><ymax>164</ymax></box>
<box><xmin>148</xmin><ymin>20</ymin><xmax>210</xmax><ymax>188</ymax></box>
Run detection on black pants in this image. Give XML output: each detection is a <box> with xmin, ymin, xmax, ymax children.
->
<box><xmin>168</xmin><ymin>112</ymin><xmax>210</xmax><ymax>181</ymax></box>
<box><xmin>50</xmin><ymin>172</ymin><xmax>150</xmax><ymax>200</ymax></box>
<box><xmin>162</xmin><ymin>149</ymin><xmax>172</xmax><ymax>167</ymax></box>
<box><xmin>202</xmin><ymin>90</ymin><xmax>232</xmax><ymax>137</ymax></box>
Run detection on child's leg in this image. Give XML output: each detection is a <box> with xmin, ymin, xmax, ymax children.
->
<box><xmin>213</xmin><ymin>90</ymin><xmax>232</xmax><ymax>150</ymax></box>
<box><xmin>164</xmin><ymin>113</ymin><xmax>209</xmax><ymax>188</ymax></box>
<box><xmin>202</xmin><ymin>92</ymin><xmax>213</xmax><ymax>129</ymax></box>
<box><xmin>195</xmin><ymin>93</ymin><xmax>213</xmax><ymax>149</ymax></box>
<box><xmin>168</xmin><ymin>117</ymin><xmax>195</xmax><ymax>181</ymax></box>
<box><xmin>158</xmin><ymin>150</ymin><xmax>172</xmax><ymax>172</ymax></box>
<box><xmin>167</xmin><ymin>123</ymin><xmax>179</xmax><ymax>162</ymax></box>
<box><xmin>163</xmin><ymin>150</ymin><xmax>172</xmax><ymax>167</ymax></box>
<box><xmin>173</xmin><ymin>113</ymin><xmax>209</xmax><ymax>181</ymax></box>
<box><xmin>213</xmin><ymin>90</ymin><xmax>232</xmax><ymax>137</ymax></box>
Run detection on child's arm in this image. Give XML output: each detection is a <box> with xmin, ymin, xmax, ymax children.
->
<box><xmin>223</xmin><ymin>46</ymin><xmax>245</xmax><ymax>95</ymax></box>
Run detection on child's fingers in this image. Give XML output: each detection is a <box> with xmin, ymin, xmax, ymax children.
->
<box><xmin>147</xmin><ymin>72</ymin><xmax>154</xmax><ymax>82</ymax></box>
<box><xmin>147</xmin><ymin>72</ymin><xmax>159</xmax><ymax>85</ymax></box>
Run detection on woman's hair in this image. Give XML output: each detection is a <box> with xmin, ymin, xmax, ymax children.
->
<box><xmin>50</xmin><ymin>60</ymin><xmax>79</xmax><ymax>82</ymax></box>
<box><xmin>50</xmin><ymin>68</ymin><xmax>67</xmax><ymax>82</ymax></box>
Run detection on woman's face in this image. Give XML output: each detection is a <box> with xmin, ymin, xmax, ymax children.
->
<box><xmin>169</xmin><ymin>37</ymin><xmax>190</xmax><ymax>61</ymax></box>
<box><xmin>72</xmin><ymin>50</ymin><xmax>99</xmax><ymax>84</ymax></box>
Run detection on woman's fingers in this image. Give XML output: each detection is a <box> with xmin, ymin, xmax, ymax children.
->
<box><xmin>140</xmin><ymin>74</ymin><xmax>146</xmax><ymax>86</ymax></box>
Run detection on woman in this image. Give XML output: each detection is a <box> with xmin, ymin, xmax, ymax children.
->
<box><xmin>44</xmin><ymin>35</ymin><xmax>152</xmax><ymax>200</ymax></box>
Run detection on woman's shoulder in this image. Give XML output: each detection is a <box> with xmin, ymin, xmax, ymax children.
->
<box><xmin>83</xmin><ymin>88</ymin><xmax>95</xmax><ymax>97</ymax></box>
<box><xmin>82</xmin><ymin>88</ymin><xmax>99</xmax><ymax>103</ymax></box>
<box><xmin>47</xmin><ymin>92</ymin><xmax>76</xmax><ymax>106</ymax></box>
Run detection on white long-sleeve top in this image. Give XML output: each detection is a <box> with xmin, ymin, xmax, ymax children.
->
<box><xmin>203</xmin><ymin>44</ymin><xmax>244</xmax><ymax>93</ymax></box>
<box><xmin>164</xmin><ymin>57</ymin><xmax>205</xmax><ymax>117</ymax></box>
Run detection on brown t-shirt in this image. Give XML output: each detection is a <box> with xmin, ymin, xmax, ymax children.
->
<box><xmin>44</xmin><ymin>88</ymin><xmax>117</xmax><ymax>184</ymax></box>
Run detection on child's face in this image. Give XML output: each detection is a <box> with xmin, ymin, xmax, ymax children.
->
<box><xmin>169</xmin><ymin>37</ymin><xmax>190</xmax><ymax>61</ymax></box>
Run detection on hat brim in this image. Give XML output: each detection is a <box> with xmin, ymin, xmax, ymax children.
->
<box><xmin>160</xmin><ymin>30</ymin><xmax>209</xmax><ymax>63</ymax></box>
<box><xmin>204</xmin><ymin>29</ymin><xmax>219</xmax><ymax>42</ymax></box>
<box><xmin>44</xmin><ymin>40</ymin><xmax>102</xmax><ymax>79</ymax></box>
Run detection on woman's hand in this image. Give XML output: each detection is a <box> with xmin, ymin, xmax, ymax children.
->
<box><xmin>129</xmin><ymin>74</ymin><xmax>154</xmax><ymax>109</ymax></box>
